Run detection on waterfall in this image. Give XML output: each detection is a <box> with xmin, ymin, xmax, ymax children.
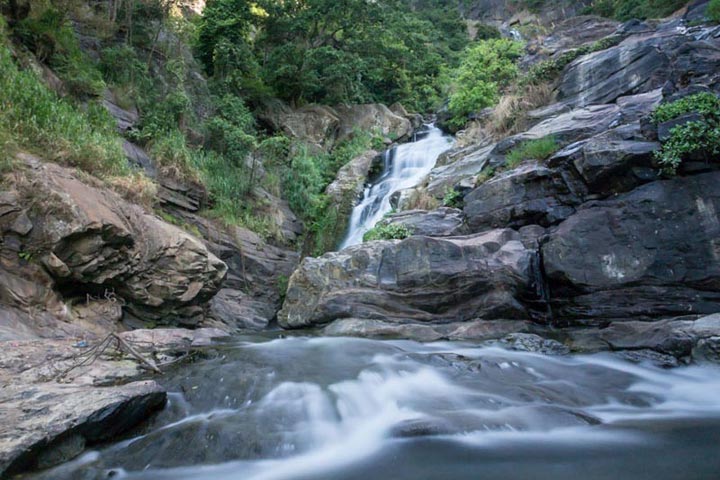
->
<box><xmin>339</xmin><ymin>124</ymin><xmax>453</xmax><ymax>249</ymax></box>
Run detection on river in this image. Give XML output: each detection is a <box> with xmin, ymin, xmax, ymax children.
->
<box><xmin>33</xmin><ymin>334</ymin><xmax>720</xmax><ymax>480</ymax></box>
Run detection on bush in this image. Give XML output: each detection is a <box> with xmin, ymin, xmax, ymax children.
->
<box><xmin>363</xmin><ymin>223</ymin><xmax>414</xmax><ymax>242</ymax></box>
<box><xmin>654</xmin><ymin>121</ymin><xmax>720</xmax><ymax>174</ymax></box>
<box><xmin>709</xmin><ymin>0</ymin><xmax>720</xmax><ymax>22</ymax></box>
<box><xmin>447</xmin><ymin>39</ymin><xmax>524</xmax><ymax>129</ymax></box>
<box><xmin>651</xmin><ymin>92</ymin><xmax>720</xmax><ymax>123</ymax></box>
<box><xmin>442</xmin><ymin>188</ymin><xmax>463</xmax><ymax>208</ymax></box>
<box><xmin>505</xmin><ymin>136</ymin><xmax>559</xmax><ymax>167</ymax></box>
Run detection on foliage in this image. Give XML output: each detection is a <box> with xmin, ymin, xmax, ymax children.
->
<box><xmin>0</xmin><ymin>40</ymin><xmax>127</xmax><ymax>177</ymax></box>
<box><xmin>654</xmin><ymin>121</ymin><xmax>720</xmax><ymax>174</ymax></box>
<box><xmin>709</xmin><ymin>0</ymin><xmax>720</xmax><ymax>22</ymax></box>
<box><xmin>363</xmin><ymin>222</ymin><xmax>413</xmax><ymax>242</ymax></box>
<box><xmin>197</xmin><ymin>0</ymin><xmax>469</xmax><ymax>111</ymax></box>
<box><xmin>447</xmin><ymin>39</ymin><xmax>524</xmax><ymax>129</ymax></box>
<box><xmin>584</xmin><ymin>0</ymin><xmax>687</xmax><ymax>20</ymax></box>
<box><xmin>652</xmin><ymin>94</ymin><xmax>720</xmax><ymax>174</ymax></box>
<box><xmin>442</xmin><ymin>188</ymin><xmax>463</xmax><ymax>208</ymax></box>
<box><xmin>651</xmin><ymin>92</ymin><xmax>720</xmax><ymax>123</ymax></box>
<box><xmin>13</xmin><ymin>5</ymin><xmax>106</xmax><ymax>96</ymax></box>
<box><xmin>505</xmin><ymin>136</ymin><xmax>559</xmax><ymax>167</ymax></box>
<box><xmin>476</xmin><ymin>166</ymin><xmax>497</xmax><ymax>184</ymax></box>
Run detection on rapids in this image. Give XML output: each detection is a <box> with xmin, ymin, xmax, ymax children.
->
<box><xmin>32</xmin><ymin>335</ymin><xmax>720</xmax><ymax>480</ymax></box>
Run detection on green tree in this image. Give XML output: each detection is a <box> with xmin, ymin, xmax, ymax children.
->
<box><xmin>448</xmin><ymin>38</ymin><xmax>524</xmax><ymax>128</ymax></box>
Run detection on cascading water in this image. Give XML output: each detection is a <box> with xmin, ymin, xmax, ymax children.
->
<box><xmin>340</xmin><ymin>125</ymin><xmax>453</xmax><ymax>248</ymax></box>
<box><xmin>31</xmin><ymin>335</ymin><xmax>720</xmax><ymax>480</ymax></box>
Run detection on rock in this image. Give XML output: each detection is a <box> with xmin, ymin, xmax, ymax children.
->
<box><xmin>615</xmin><ymin>349</ymin><xmax>680</xmax><ymax>368</ymax></box>
<box><xmin>495</xmin><ymin>333</ymin><xmax>570</xmax><ymax>355</ymax></box>
<box><xmin>543</xmin><ymin>171</ymin><xmax>720</xmax><ymax>321</ymax></box>
<box><xmin>379</xmin><ymin>207</ymin><xmax>469</xmax><ymax>237</ymax></box>
<box><xmin>0</xmin><ymin>380</ymin><xmax>165</xmax><ymax>476</ymax></box>
<box><xmin>426</xmin><ymin>144</ymin><xmax>493</xmax><ymax>197</ymax></box>
<box><xmin>321</xmin><ymin>318</ymin><xmax>535</xmax><ymax>342</ymax></box>
<box><xmin>464</xmin><ymin>163</ymin><xmax>581</xmax><ymax>232</ymax></box>
<box><xmin>122</xmin><ymin>141</ymin><xmax>157</xmax><ymax>178</ymax></box>
<box><xmin>259</xmin><ymin>101</ymin><xmax>341</xmax><ymax>151</ymax></box>
<box><xmin>334</xmin><ymin>104</ymin><xmax>412</xmax><ymax>144</ymax></box>
<box><xmin>258</xmin><ymin>101</ymin><xmax>412</xmax><ymax>151</ymax></box>
<box><xmin>279</xmin><ymin>229</ymin><xmax>543</xmax><ymax>328</ymax></box>
<box><xmin>555</xmin><ymin>123</ymin><xmax>661</xmax><ymax>194</ymax></box>
<box><xmin>208</xmin><ymin>288</ymin><xmax>275</xmax><ymax>331</ymax></box>
<box><xmin>390</xmin><ymin>102</ymin><xmax>424</xmax><ymax>129</ymax></box>
<box><xmin>495</xmin><ymin>104</ymin><xmax>622</xmax><ymax>157</ymax></box>
<box><xmin>1</xmin><ymin>156</ymin><xmax>227</xmax><ymax>333</ymax></box>
<box><xmin>581</xmin><ymin>314</ymin><xmax>720</xmax><ymax>361</ymax></box>
<box><xmin>557</xmin><ymin>39</ymin><xmax>669</xmax><ymax>108</ymax></box>
<box><xmin>0</xmin><ymin>327</ymin><xmax>229</xmax><ymax>476</ymax></box>
<box><xmin>321</xmin><ymin>150</ymin><xmax>378</xmax><ymax>247</ymax></box>
<box><xmin>157</xmin><ymin>176</ymin><xmax>207</xmax><ymax>212</ymax></box>
<box><xmin>102</xmin><ymin>90</ymin><xmax>139</xmax><ymax>133</ymax></box>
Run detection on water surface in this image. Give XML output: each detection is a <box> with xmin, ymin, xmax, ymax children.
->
<box><xmin>34</xmin><ymin>336</ymin><xmax>720</xmax><ymax>480</ymax></box>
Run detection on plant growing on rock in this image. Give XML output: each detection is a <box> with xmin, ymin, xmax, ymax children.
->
<box><xmin>651</xmin><ymin>92</ymin><xmax>720</xmax><ymax>123</ymax></box>
<box><xmin>363</xmin><ymin>223</ymin><xmax>414</xmax><ymax>242</ymax></box>
<box><xmin>505</xmin><ymin>136</ymin><xmax>559</xmax><ymax>168</ymax></box>
<box><xmin>652</xmin><ymin>93</ymin><xmax>720</xmax><ymax>174</ymax></box>
<box><xmin>654</xmin><ymin>121</ymin><xmax>720</xmax><ymax>174</ymax></box>
<box><xmin>442</xmin><ymin>188</ymin><xmax>463</xmax><ymax>208</ymax></box>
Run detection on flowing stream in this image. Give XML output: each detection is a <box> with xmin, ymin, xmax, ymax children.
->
<box><xmin>339</xmin><ymin>125</ymin><xmax>453</xmax><ymax>248</ymax></box>
<box><xmin>34</xmin><ymin>335</ymin><xmax>720</xmax><ymax>480</ymax></box>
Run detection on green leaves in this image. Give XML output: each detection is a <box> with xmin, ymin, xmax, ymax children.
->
<box><xmin>652</xmin><ymin>93</ymin><xmax>720</xmax><ymax>174</ymax></box>
<box><xmin>651</xmin><ymin>93</ymin><xmax>720</xmax><ymax>124</ymax></box>
<box><xmin>447</xmin><ymin>39</ymin><xmax>524</xmax><ymax>129</ymax></box>
<box><xmin>363</xmin><ymin>223</ymin><xmax>414</xmax><ymax>242</ymax></box>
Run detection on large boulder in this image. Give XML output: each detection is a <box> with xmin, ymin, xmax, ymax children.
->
<box><xmin>543</xmin><ymin>171</ymin><xmax>720</xmax><ymax>322</ymax></box>
<box><xmin>334</xmin><ymin>104</ymin><xmax>412</xmax><ymax>143</ymax></box>
<box><xmin>258</xmin><ymin>101</ymin><xmax>341</xmax><ymax>151</ymax></box>
<box><xmin>464</xmin><ymin>163</ymin><xmax>582</xmax><ymax>232</ymax></box>
<box><xmin>0</xmin><ymin>156</ymin><xmax>227</xmax><ymax>333</ymax></box>
<box><xmin>278</xmin><ymin>229</ymin><xmax>544</xmax><ymax>328</ymax></box>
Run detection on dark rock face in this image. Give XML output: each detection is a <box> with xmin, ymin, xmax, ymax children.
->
<box><xmin>464</xmin><ymin>163</ymin><xmax>581</xmax><ymax>231</ymax></box>
<box><xmin>543</xmin><ymin>172</ymin><xmax>720</xmax><ymax>321</ymax></box>
<box><xmin>279</xmin><ymin>229</ymin><xmax>543</xmax><ymax>328</ymax></box>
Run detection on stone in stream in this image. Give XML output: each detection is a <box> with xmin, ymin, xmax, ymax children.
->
<box><xmin>279</xmin><ymin>229</ymin><xmax>545</xmax><ymax>329</ymax></box>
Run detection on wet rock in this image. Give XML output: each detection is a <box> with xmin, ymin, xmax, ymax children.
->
<box><xmin>322</xmin><ymin>149</ymin><xmax>378</xmax><ymax>247</ymax></box>
<box><xmin>280</xmin><ymin>229</ymin><xmax>542</xmax><ymax>328</ymax></box>
<box><xmin>0</xmin><ymin>328</ymin><xmax>229</xmax><ymax>476</ymax></box>
<box><xmin>426</xmin><ymin>144</ymin><xmax>493</xmax><ymax>197</ymax></box>
<box><xmin>615</xmin><ymin>349</ymin><xmax>680</xmax><ymax>368</ymax></box>
<box><xmin>543</xmin><ymin>171</ymin><xmax>720</xmax><ymax>321</ymax></box>
<box><xmin>208</xmin><ymin>288</ymin><xmax>275</xmax><ymax>331</ymax></box>
<box><xmin>496</xmin><ymin>333</ymin><xmax>570</xmax><ymax>355</ymax></box>
<box><xmin>558</xmin><ymin>39</ymin><xmax>669</xmax><ymax>108</ymax></box>
<box><xmin>380</xmin><ymin>207</ymin><xmax>469</xmax><ymax>237</ymax></box>
<box><xmin>390</xmin><ymin>418</ymin><xmax>455</xmax><ymax>438</ymax></box>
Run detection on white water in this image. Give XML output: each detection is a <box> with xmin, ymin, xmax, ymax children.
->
<box><xmin>34</xmin><ymin>336</ymin><xmax>720</xmax><ymax>480</ymax></box>
<box><xmin>339</xmin><ymin>125</ymin><xmax>453</xmax><ymax>248</ymax></box>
